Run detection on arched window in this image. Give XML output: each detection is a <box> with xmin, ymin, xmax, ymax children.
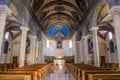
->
<box><xmin>5</xmin><ymin>32</ymin><xmax>9</xmax><ymax>40</ymax></box>
<box><xmin>47</xmin><ymin>39</ymin><xmax>50</xmax><ymax>48</ymax></box>
<box><xmin>3</xmin><ymin>41</ymin><xmax>9</xmax><ymax>54</ymax></box>
<box><xmin>109</xmin><ymin>40</ymin><xmax>115</xmax><ymax>53</ymax></box>
<box><xmin>108</xmin><ymin>32</ymin><xmax>112</xmax><ymax>40</ymax></box>
<box><xmin>69</xmin><ymin>40</ymin><xmax>72</xmax><ymax>48</ymax></box>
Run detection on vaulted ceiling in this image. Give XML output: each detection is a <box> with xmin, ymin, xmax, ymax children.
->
<box><xmin>5</xmin><ymin>0</ymin><xmax>97</xmax><ymax>39</ymax></box>
<box><xmin>22</xmin><ymin>0</ymin><xmax>96</xmax><ymax>39</ymax></box>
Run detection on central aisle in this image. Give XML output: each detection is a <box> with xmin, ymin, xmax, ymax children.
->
<box><xmin>45</xmin><ymin>65</ymin><xmax>75</xmax><ymax>80</ymax></box>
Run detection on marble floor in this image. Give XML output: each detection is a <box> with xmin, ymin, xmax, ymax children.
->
<box><xmin>45</xmin><ymin>65</ymin><xmax>75</xmax><ymax>80</ymax></box>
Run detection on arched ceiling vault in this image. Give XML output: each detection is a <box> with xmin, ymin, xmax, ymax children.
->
<box><xmin>2</xmin><ymin>0</ymin><xmax>98</xmax><ymax>40</ymax></box>
<box><xmin>94</xmin><ymin>1</ymin><xmax>114</xmax><ymax>40</ymax></box>
<box><xmin>37</xmin><ymin>0</ymin><xmax>83</xmax><ymax>16</ymax></box>
<box><xmin>21</xmin><ymin>0</ymin><xmax>97</xmax><ymax>40</ymax></box>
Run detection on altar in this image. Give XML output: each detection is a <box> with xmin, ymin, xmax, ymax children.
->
<box><xmin>54</xmin><ymin>59</ymin><xmax>65</xmax><ymax>65</ymax></box>
<box><xmin>54</xmin><ymin>56</ymin><xmax>65</xmax><ymax>65</ymax></box>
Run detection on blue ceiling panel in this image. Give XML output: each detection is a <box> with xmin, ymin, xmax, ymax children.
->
<box><xmin>47</xmin><ymin>23</ymin><xmax>73</xmax><ymax>39</ymax></box>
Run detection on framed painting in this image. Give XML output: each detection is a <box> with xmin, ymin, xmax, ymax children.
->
<box><xmin>56</xmin><ymin>40</ymin><xmax>62</xmax><ymax>48</ymax></box>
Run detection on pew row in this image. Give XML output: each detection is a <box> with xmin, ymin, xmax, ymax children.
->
<box><xmin>88</xmin><ymin>74</ymin><xmax>120</xmax><ymax>80</ymax></box>
<box><xmin>0</xmin><ymin>63</ymin><xmax>51</xmax><ymax>80</ymax></box>
<box><xmin>0</xmin><ymin>75</ymin><xmax>31</xmax><ymax>80</ymax></box>
<box><xmin>67</xmin><ymin>63</ymin><xmax>120</xmax><ymax>80</ymax></box>
<box><xmin>0</xmin><ymin>71</ymin><xmax>37</xmax><ymax>80</ymax></box>
<box><xmin>9</xmin><ymin>64</ymin><xmax>51</xmax><ymax>80</ymax></box>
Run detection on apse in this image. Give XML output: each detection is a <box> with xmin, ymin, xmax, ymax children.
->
<box><xmin>46</xmin><ymin>23</ymin><xmax>73</xmax><ymax>40</ymax></box>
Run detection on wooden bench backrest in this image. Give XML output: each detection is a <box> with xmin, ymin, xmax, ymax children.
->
<box><xmin>0</xmin><ymin>71</ymin><xmax>37</xmax><ymax>80</ymax></box>
<box><xmin>88</xmin><ymin>74</ymin><xmax>120</xmax><ymax>80</ymax></box>
<box><xmin>82</xmin><ymin>70</ymin><xmax>120</xmax><ymax>80</ymax></box>
<box><xmin>0</xmin><ymin>75</ymin><xmax>31</xmax><ymax>80</ymax></box>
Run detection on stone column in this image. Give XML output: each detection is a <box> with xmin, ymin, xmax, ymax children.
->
<box><xmin>81</xmin><ymin>36</ymin><xmax>89</xmax><ymax>64</ymax></box>
<box><xmin>38</xmin><ymin>41</ymin><xmax>43</xmax><ymax>63</ymax></box>
<box><xmin>0</xmin><ymin>5</ymin><xmax>12</xmax><ymax>59</ymax></box>
<box><xmin>30</xmin><ymin>36</ymin><xmax>37</xmax><ymax>64</ymax></box>
<box><xmin>19</xmin><ymin>27</ymin><xmax>29</xmax><ymax>67</ymax></box>
<box><xmin>90</xmin><ymin>27</ymin><xmax>100</xmax><ymax>67</ymax></box>
<box><xmin>76</xmin><ymin>41</ymin><xmax>81</xmax><ymax>63</ymax></box>
<box><xmin>109</xmin><ymin>6</ymin><xmax>120</xmax><ymax>69</ymax></box>
<box><xmin>79</xmin><ymin>40</ymin><xmax>84</xmax><ymax>62</ymax></box>
<box><xmin>72</xmin><ymin>32</ymin><xmax>77</xmax><ymax>63</ymax></box>
<box><xmin>35</xmin><ymin>40</ymin><xmax>39</xmax><ymax>63</ymax></box>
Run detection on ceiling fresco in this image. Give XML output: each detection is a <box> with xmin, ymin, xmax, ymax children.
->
<box><xmin>4</xmin><ymin>0</ymin><xmax>96</xmax><ymax>40</ymax></box>
<box><xmin>46</xmin><ymin>23</ymin><xmax>73</xmax><ymax>39</ymax></box>
<box><xmin>21</xmin><ymin>0</ymin><xmax>95</xmax><ymax>40</ymax></box>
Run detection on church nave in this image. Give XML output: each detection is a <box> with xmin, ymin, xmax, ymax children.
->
<box><xmin>0</xmin><ymin>0</ymin><xmax>120</xmax><ymax>80</ymax></box>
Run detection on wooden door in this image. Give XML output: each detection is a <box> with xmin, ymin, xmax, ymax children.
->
<box><xmin>100</xmin><ymin>56</ymin><xmax>105</xmax><ymax>64</ymax></box>
<box><xmin>13</xmin><ymin>56</ymin><xmax>18</xmax><ymax>64</ymax></box>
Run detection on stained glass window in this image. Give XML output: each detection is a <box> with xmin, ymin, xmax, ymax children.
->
<box><xmin>110</xmin><ymin>40</ymin><xmax>115</xmax><ymax>53</ymax></box>
<box><xmin>3</xmin><ymin>41</ymin><xmax>9</xmax><ymax>54</ymax></box>
<box><xmin>88</xmin><ymin>37</ymin><xmax>93</xmax><ymax>53</ymax></box>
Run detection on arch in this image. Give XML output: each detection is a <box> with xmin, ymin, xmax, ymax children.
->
<box><xmin>92</xmin><ymin>0</ymin><xmax>109</xmax><ymax>27</ymax></box>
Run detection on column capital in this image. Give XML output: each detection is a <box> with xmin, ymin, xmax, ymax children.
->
<box><xmin>20</xmin><ymin>27</ymin><xmax>29</xmax><ymax>31</ymax></box>
<box><xmin>0</xmin><ymin>5</ymin><xmax>12</xmax><ymax>14</ymax></box>
<box><xmin>109</xmin><ymin>6</ymin><xmax>120</xmax><ymax>15</ymax></box>
<box><xmin>90</xmin><ymin>27</ymin><xmax>99</xmax><ymax>31</ymax></box>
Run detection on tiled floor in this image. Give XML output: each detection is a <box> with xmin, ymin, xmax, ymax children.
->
<box><xmin>45</xmin><ymin>65</ymin><xmax>75</xmax><ymax>80</ymax></box>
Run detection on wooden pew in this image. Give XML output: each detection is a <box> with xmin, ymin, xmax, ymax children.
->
<box><xmin>0</xmin><ymin>63</ymin><xmax>51</xmax><ymax>80</ymax></box>
<box><xmin>9</xmin><ymin>66</ymin><xmax>43</xmax><ymax>80</ymax></box>
<box><xmin>69</xmin><ymin>63</ymin><xmax>90</xmax><ymax>77</ymax></box>
<box><xmin>77</xmin><ymin>68</ymin><xmax>110</xmax><ymax>80</ymax></box>
<box><xmin>66</xmin><ymin>63</ymin><xmax>93</xmax><ymax>78</ymax></box>
<box><xmin>81</xmin><ymin>70</ymin><xmax>120</xmax><ymax>80</ymax></box>
<box><xmin>0</xmin><ymin>63</ymin><xmax>18</xmax><ymax>71</ymax></box>
<box><xmin>67</xmin><ymin>63</ymin><xmax>112</xmax><ymax>80</ymax></box>
<box><xmin>75</xmin><ymin>66</ymin><xmax>102</xmax><ymax>80</ymax></box>
<box><xmin>9</xmin><ymin>64</ymin><xmax>51</xmax><ymax>80</ymax></box>
<box><xmin>88</xmin><ymin>74</ymin><xmax>120</xmax><ymax>80</ymax></box>
<box><xmin>101</xmin><ymin>63</ymin><xmax>119</xmax><ymax>70</ymax></box>
<box><xmin>67</xmin><ymin>63</ymin><xmax>120</xmax><ymax>80</ymax></box>
<box><xmin>0</xmin><ymin>71</ymin><xmax>37</xmax><ymax>80</ymax></box>
<box><xmin>0</xmin><ymin>75</ymin><xmax>31</xmax><ymax>80</ymax></box>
